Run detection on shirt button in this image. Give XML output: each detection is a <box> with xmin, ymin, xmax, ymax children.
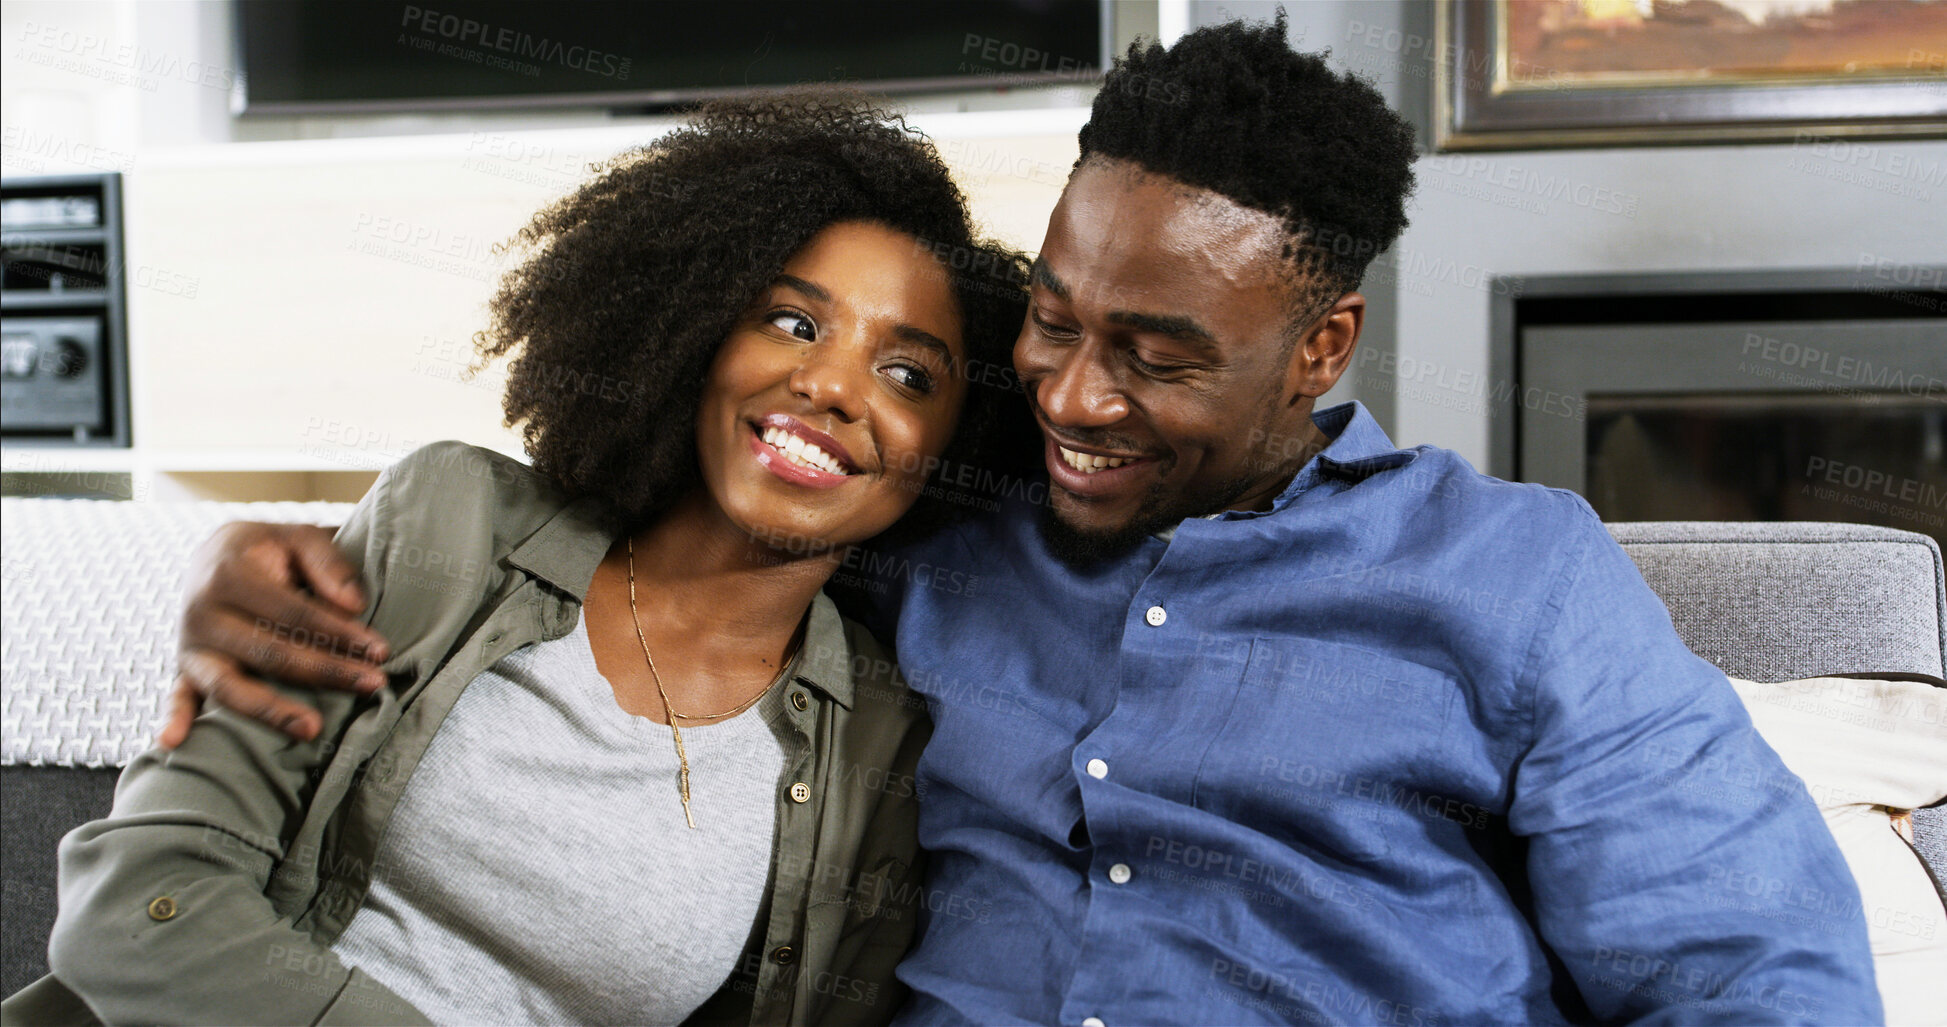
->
<box><xmin>791</xmin><ymin>690</ymin><xmax>809</xmax><ymax>711</ymax></box>
<box><xmin>147</xmin><ymin>896</ymin><xmax>178</xmax><ymax>921</ymax></box>
<box><xmin>772</xmin><ymin>945</ymin><xmax>796</xmax><ymax>965</ymax></box>
<box><xmin>1082</xmin><ymin>1018</ymin><xmax>1107</xmax><ymax>1027</ymax></box>
<box><xmin>1144</xmin><ymin>605</ymin><xmax>1167</xmax><ymax>627</ymax></box>
<box><xmin>1085</xmin><ymin>758</ymin><xmax>1109</xmax><ymax>780</ymax></box>
<box><xmin>789</xmin><ymin>781</ymin><xmax>811</xmax><ymax>803</ymax></box>
<box><xmin>1108</xmin><ymin>863</ymin><xmax>1132</xmax><ymax>885</ymax></box>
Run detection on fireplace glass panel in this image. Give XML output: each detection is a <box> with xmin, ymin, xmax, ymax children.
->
<box><xmin>1585</xmin><ymin>393</ymin><xmax>1947</xmax><ymax>551</ymax></box>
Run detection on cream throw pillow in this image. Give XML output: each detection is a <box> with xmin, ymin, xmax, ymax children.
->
<box><xmin>1727</xmin><ymin>675</ymin><xmax>1947</xmax><ymax>1027</ymax></box>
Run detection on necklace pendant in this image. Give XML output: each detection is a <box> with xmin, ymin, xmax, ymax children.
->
<box><xmin>678</xmin><ymin>760</ymin><xmax>697</xmax><ymax>829</ymax></box>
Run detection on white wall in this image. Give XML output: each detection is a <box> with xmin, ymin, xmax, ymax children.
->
<box><xmin>116</xmin><ymin>117</ymin><xmax>1080</xmax><ymax>465</ymax></box>
<box><xmin>3</xmin><ymin>0</ymin><xmax>144</xmax><ymax>174</ymax></box>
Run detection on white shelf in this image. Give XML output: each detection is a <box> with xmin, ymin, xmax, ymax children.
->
<box><xmin>2</xmin><ymin>447</ymin><xmax>421</xmax><ymax>474</ymax></box>
<box><xmin>1</xmin><ymin>447</ymin><xmax>138</xmax><ymax>473</ymax></box>
<box><xmin>3</xmin><ymin>443</ymin><xmax>533</xmax><ymax>501</ymax></box>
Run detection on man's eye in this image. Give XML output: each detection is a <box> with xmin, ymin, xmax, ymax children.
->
<box><xmin>1129</xmin><ymin>351</ymin><xmax>1191</xmax><ymax>376</ymax></box>
<box><xmin>767</xmin><ymin>311</ymin><xmax>816</xmax><ymax>341</ymax></box>
<box><xmin>1031</xmin><ymin>308</ymin><xmax>1079</xmax><ymax>339</ymax></box>
<box><xmin>885</xmin><ymin>363</ymin><xmax>936</xmax><ymax>394</ymax></box>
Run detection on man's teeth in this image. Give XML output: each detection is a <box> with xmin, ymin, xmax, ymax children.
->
<box><xmin>1059</xmin><ymin>446</ymin><xmax>1133</xmax><ymax>474</ymax></box>
<box><xmin>761</xmin><ymin>426</ymin><xmax>850</xmax><ymax>475</ymax></box>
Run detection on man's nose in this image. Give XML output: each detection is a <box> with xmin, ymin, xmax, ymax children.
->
<box><xmin>1036</xmin><ymin>341</ymin><xmax>1128</xmax><ymax>428</ymax></box>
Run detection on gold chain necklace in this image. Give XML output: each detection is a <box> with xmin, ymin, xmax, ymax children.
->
<box><xmin>625</xmin><ymin>536</ymin><xmax>785</xmax><ymax>829</ymax></box>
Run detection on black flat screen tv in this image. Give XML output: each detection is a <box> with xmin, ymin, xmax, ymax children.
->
<box><xmin>235</xmin><ymin>0</ymin><xmax>1106</xmax><ymax>114</ymax></box>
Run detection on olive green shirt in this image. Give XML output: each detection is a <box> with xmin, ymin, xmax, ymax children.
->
<box><xmin>4</xmin><ymin>441</ymin><xmax>930</xmax><ymax>1026</ymax></box>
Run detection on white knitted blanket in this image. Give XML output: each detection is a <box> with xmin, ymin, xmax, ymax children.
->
<box><xmin>1</xmin><ymin>498</ymin><xmax>355</xmax><ymax>767</ymax></box>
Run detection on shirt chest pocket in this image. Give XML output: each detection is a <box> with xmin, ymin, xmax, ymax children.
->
<box><xmin>1191</xmin><ymin>637</ymin><xmax>1459</xmax><ymax>862</ymax></box>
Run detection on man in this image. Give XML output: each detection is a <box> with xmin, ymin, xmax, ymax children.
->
<box><xmin>156</xmin><ymin>16</ymin><xmax>1878</xmax><ymax>1025</ymax></box>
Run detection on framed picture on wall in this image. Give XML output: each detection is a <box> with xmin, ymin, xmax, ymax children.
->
<box><xmin>1435</xmin><ymin>0</ymin><xmax>1947</xmax><ymax>149</ymax></box>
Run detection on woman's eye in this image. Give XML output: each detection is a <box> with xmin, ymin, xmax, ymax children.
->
<box><xmin>885</xmin><ymin>363</ymin><xmax>936</xmax><ymax>394</ymax></box>
<box><xmin>767</xmin><ymin>311</ymin><xmax>816</xmax><ymax>341</ymax></box>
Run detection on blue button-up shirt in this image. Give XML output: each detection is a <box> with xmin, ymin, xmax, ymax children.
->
<box><xmin>860</xmin><ymin>402</ymin><xmax>1879</xmax><ymax>1026</ymax></box>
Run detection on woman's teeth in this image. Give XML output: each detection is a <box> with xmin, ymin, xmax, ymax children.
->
<box><xmin>761</xmin><ymin>426</ymin><xmax>850</xmax><ymax>475</ymax></box>
<box><xmin>1059</xmin><ymin>446</ymin><xmax>1133</xmax><ymax>474</ymax></box>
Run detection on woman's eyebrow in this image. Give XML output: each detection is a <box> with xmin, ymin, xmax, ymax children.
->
<box><xmin>774</xmin><ymin>274</ymin><xmax>831</xmax><ymax>303</ymax></box>
<box><xmin>894</xmin><ymin>326</ymin><xmax>958</xmax><ymax>372</ymax></box>
<box><xmin>773</xmin><ymin>273</ymin><xmax>955</xmax><ymax>370</ymax></box>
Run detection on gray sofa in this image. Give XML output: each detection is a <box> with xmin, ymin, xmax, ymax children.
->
<box><xmin>2</xmin><ymin>500</ymin><xmax>1943</xmax><ymax>997</ymax></box>
<box><xmin>1608</xmin><ymin>521</ymin><xmax>1947</xmax><ymax>883</ymax></box>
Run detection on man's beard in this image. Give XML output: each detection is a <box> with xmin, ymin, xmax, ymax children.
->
<box><xmin>1035</xmin><ymin>470</ymin><xmax>1260</xmax><ymax>567</ymax></box>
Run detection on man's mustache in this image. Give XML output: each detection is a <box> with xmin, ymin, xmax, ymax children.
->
<box><xmin>1023</xmin><ymin>393</ymin><xmax>1156</xmax><ymax>458</ymax></box>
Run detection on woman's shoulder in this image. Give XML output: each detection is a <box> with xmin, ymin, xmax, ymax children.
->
<box><xmin>382</xmin><ymin>441</ymin><xmax>562</xmax><ymax>508</ymax></box>
<box><xmin>343</xmin><ymin>442</ymin><xmax>583</xmax><ymax>616</ymax></box>
<box><xmin>843</xmin><ymin>619</ymin><xmax>929</xmax><ymax>722</ymax></box>
<box><xmin>801</xmin><ymin>593</ymin><xmax>929</xmax><ymax>732</ymax></box>
<box><xmin>372</xmin><ymin>441</ymin><xmax>573</xmax><ymax>544</ymax></box>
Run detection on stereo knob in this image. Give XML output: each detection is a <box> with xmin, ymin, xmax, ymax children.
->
<box><xmin>50</xmin><ymin>338</ymin><xmax>88</xmax><ymax>378</ymax></box>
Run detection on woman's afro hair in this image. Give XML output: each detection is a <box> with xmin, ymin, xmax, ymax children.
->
<box><xmin>474</xmin><ymin>92</ymin><xmax>1031</xmax><ymax>534</ymax></box>
<box><xmin>1077</xmin><ymin>11</ymin><xmax>1417</xmax><ymax>318</ymax></box>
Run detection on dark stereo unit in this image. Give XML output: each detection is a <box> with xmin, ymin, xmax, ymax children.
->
<box><xmin>1</xmin><ymin>173</ymin><xmax>130</xmax><ymax>446</ymax></box>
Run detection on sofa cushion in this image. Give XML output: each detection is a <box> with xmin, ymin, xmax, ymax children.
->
<box><xmin>0</xmin><ymin>766</ymin><xmax>120</xmax><ymax>997</ymax></box>
<box><xmin>1610</xmin><ymin>522</ymin><xmax>1946</xmax><ymax>684</ymax></box>
<box><xmin>1728</xmin><ymin>675</ymin><xmax>1947</xmax><ymax>1026</ymax></box>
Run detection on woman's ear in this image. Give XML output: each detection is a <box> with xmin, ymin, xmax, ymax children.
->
<box><xmin>1284</xmin><ymin>291</ymin><xmax>1364</xmax><ymax>405</ymax></box>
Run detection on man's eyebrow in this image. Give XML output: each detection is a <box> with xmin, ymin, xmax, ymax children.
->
<box><xmin>894</xmin><ymin>326</ymin><xmax>958</xmax><ymax>372</ymax></box>
<box><xmin>1029</xmin><ymin>259</ymin><xmax>1069</xmax><ymax>301</ymax></box>
<box><xmin>1033</xmin><ymin>258</ymin><xmax>1215</xmax><ymax>354</ymax></box>
<box><xmin>773</xmin><ymin>274</ymin><xmax>831</xmax><ymax>304</ymax></box>
<box><xmin>1108</xmin><ymin>311</ymin><xmax>1217</xmax><ymax>353</ymax></box>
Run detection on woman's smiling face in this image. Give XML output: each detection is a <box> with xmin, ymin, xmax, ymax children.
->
<box><xmin>694</xmin><ymin>220</ymin><xmax>969</xmax><ymax>552</ymax></box>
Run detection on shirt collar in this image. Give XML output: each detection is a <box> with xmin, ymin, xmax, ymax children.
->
<box><xmin>1311</xmin><ymin>400</ymin><xmax>1415</xmax><ymax>478</ymax></box>
<box><xmin>794</xmin><ymin>592</ymin><xmax>857</xmax><ymax>710</ymax></box>
<box><xmin>1151</xmin><ymin>402</ymin><xmax>1412</xmax><ymax>537</ymax></box>
<box><xmin>506</xmin><ymin>495</ymin><xmax>614</xmax><ymax>600</ymax></box>
<box><xmin>1267</xmin><ymin>400</ymin><xmax>1417</xmax><ymax>511</ymax></box>
<box><xmin>506</xmin><ymin>495</ymin><xmax>857</xmax><ymax>710</ymax></box>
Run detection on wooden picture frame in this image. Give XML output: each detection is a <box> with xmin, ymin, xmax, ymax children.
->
<box><xmin>1435</xmin><ymin>0</ymin><xmax>1947</xmax><ymax>150</ymax></box>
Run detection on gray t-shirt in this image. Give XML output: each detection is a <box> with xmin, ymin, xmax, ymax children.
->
<box><xmin>331</xmin><ymin>616</ymin><xmax>790</xmax><ymax>1026</ymax></box>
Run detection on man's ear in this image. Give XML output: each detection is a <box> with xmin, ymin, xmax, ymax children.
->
<box><xmin>1285</xmin><ymin>291</ymin><xmax>1363</xmax><ymax>404</ymax></box>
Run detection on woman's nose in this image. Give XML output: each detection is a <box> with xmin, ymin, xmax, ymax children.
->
<box><xmin>787</xmin><ymin>341</ymin><xmax>869</xmax><ymax>423</ymax></box>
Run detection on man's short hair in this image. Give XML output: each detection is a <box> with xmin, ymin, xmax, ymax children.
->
<box><xmin>1078</xmin><ymin>11</ymin><xmax>1418</xmax><ymax>323</ymax></box>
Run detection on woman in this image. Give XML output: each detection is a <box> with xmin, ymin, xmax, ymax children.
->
<box><xmin>4</xmin><ymin>94</ymin><xmax>1029</xmax><ymax>1026</ymax></box>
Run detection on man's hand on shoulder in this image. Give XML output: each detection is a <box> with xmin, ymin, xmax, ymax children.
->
<box><xmin>161</xmin><ymin>521</ymin><xmax>393</xmax><ymax>749</ymax></box>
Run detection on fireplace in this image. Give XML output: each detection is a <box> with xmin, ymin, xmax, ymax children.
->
<box><xmin>1489</xmin><ymin>269</ymin><xmax>1947</xmax><ymax>551</ymax></box>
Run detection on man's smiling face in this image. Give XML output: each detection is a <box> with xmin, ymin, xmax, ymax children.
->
<box><xmin>1014</xmin><ymin>157</ymin><xmax>1359</xmax><ymax>560</ymax></box>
